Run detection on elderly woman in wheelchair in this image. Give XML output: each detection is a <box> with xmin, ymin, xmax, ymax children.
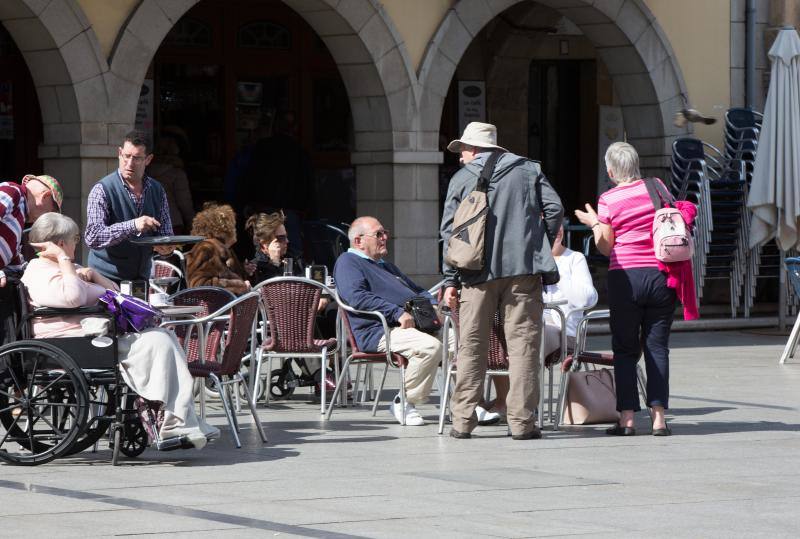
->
<box><xmin>13</xmin><ymin>213</ymin><xmax>217</xmax><ymax>457</ymax></box>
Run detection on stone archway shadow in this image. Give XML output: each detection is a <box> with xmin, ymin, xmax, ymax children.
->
<box><xmin>418</xmin><ymin>0</ymin><xmax>692</xmax><ymax>168</ymax></box>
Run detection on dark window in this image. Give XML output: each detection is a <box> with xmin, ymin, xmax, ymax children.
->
<box><xmin>237</xmin><ymin>21</ymin><xmax>291</xmax><ymax>49</ymax></box>
<box><xmin>163</xmin><ymin>17</ymin><xmax>212</xmax><ymax>48</ymax></box>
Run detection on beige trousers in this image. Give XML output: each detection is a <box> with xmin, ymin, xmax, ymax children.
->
<box><xmin>378</xmin><ymin>327</ymin><xmax>452</xmax><ymax>405</ymax></box>
<box><xmin>451</xmin><ymin>275</ymin><xmax>543</xmax><ymax>435</ymax></box>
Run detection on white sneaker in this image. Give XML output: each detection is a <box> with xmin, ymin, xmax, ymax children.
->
<box><xmin>389</xmin><ymin>396</ymin><xmax>425</xmax><ymax>426</ymax></box>
<box><xmin>476</xmin><ymin>405</ymin><xmax>501</xmax><ymax>426</ymax></box>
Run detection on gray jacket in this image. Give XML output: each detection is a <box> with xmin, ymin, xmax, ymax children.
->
<box><xmin>440</xmin><ymin>151</ymin><xmax>564</xmax><ymax>287</ymax></box>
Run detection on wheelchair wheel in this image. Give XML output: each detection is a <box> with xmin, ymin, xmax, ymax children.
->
<box><xmin>269</xmin><ymin>369</ymin><xmax>295</xmax><ymax>400</ymax></box>
<box><xmin>119</xmin><ymin>418</ymin><xmax>148</xmax><ymax>458</ymax></box>
<box><xmin>64</xmin><ymin>383</ymin><xmax>115</xmax><ymax>456</ymax></box>
<box><xmin>0</xmin><ymin>341</ymin><xmax>89</xmax><ymax>465</ymax></box>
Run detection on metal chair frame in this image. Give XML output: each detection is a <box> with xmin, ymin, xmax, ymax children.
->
<box><xmin>324</xmin><ymin>293</ymin><xmax>411</xmax><ymax>424</ymax></box>
<box><xmin>161</xmin><ymin>292</ymin><xmax>267</xmax><ymax>448</ymax></box>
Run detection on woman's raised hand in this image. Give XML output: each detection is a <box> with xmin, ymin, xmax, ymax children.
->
<box><xmin>29</xmin><ymin>241</ymin><xmax>67</xmax><ymax>262</ymax></box>
<box><xmin>574</xmin><ymin>203</ymin><xmax>599</xmax><ymax>227</ymax></box>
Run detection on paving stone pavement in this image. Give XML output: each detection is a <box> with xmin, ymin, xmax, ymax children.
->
<box><xmin>2</xmin><ymin>330</ymin><xmax>800</xmax><ymax>538</ymax></box>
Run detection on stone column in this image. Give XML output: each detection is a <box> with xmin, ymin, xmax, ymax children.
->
<box><xmin>352</xmin><ymin>151</ymin><xmax>444</xmax><ymax>287</ymax></box>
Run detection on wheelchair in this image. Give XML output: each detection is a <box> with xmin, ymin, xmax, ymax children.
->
<box><xmin>0</xmin><ymin>274</ymin><xmax>195</xmax><ymax>466</ymax></box>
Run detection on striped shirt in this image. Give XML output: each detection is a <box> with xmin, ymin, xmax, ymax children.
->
<box><xmin>597</xmin><ymin>178</ymin><xmax>660</xmax><ymax>270</ymax></box>
<box><xmin>85</xmin><ymin>172</ymin><xmax>173</xmax><ymax>249</ymax></box>
<box><xmin>0</xmin><ymin>182</ymin><xmax>28</xmax><ymax>270</ymax></box>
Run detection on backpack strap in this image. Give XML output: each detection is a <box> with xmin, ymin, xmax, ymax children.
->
<box><xmin>643</xmin><ymin>177</ymin><xmax>674</xmax><ymax>210</ymax></box>
<box><xmin>475</xmin><ymin>151</ymin><xmax>504</xmax><ymax>193</ymax></box>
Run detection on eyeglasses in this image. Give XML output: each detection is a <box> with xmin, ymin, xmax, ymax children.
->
<box><xmin>274</xmin><ymin>235</ymin><xmax>288</xmax><ymax>243</ymax></box>
<box><xmin>119</xmin><ymin>153</ymin><xmax>147</xmax><ymax>164</ymax></box>
<box><xmin>359</xmin><ymin>229</ymin><xmax>390</xmax><ymax>240</ymax></box>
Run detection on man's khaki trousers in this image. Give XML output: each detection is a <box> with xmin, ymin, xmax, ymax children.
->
<box><xmin>451</xmin><ymin>275</ymin><xmax>543</xmax><ymax>436</ymax></box>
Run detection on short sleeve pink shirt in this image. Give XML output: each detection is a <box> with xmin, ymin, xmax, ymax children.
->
<box><xmin>597</xmin><ymin>179</ymin><xmax>660</xmax><ymax>270</ymax></box>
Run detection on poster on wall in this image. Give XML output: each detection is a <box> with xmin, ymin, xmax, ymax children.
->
<box><xmin>135</xmin><ymin>79</ymin><xmax>154</xmax><ymax>140</ymax></box>
<box><xmin>0</xmin><ymin>82</ymin><xmax>13</xmax><ymax>140</ymax></box>
<box><xmin>597</xmin><ymin>105</ymin><xmax>623</xmax><ymax>195</ymax></box>
<box><xmin>458</xmin><ymin>81</ymin><xmax>485</xmax><ymax>135</ymax></box>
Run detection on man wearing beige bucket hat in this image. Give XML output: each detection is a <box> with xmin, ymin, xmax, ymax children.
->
<box><xmin>440</xmin><ymin>122</ymin><xmax>563</xmax><ymax>440</ymax></box>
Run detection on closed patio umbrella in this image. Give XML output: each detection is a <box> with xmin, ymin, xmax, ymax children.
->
<box><xmin>747</xmin><ymin>27</ymin><xmax>800</xmax><ymax>249</ymax></box>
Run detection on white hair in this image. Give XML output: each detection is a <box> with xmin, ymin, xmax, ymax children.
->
<box><xmin>29</xmin><ymin>212</ymin><xmax>79</xmax><ymax>244</ymax></box>
<box><xmin>348</xmin><ymin>216</ymin><xmax>378</xmax><ymax>245</ymax></box>
<box><xmin>604</xmin><ymin>142</ymin><xmax>641</xmax><ymax>184</ymax></box>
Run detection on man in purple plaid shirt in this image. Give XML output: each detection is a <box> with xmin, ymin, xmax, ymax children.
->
<box><xmin>85</xmin><ymin>131</ymin><xmax>174</xmax><ymax>282</ymax></box>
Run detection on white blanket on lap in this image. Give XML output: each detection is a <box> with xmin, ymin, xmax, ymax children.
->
<box><xmin>117</xmin><ymin>328</ymin><xmax>208</xmax><ymax>447</ymax></box>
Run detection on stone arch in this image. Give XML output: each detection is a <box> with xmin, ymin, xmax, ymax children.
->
<box><xmin>0</xmin><ymin>0</ymin><xmax>111</xmax><ymax>220</ymax></box>
<box><xmin>419</xmin><ymin>0</ymin><xmax>691</xmax><ymax>169</ymax></box>
<box><xmin>109</xmin><ymin>0</ymin><xmax>418</xmax><ymax>153</ymax></box>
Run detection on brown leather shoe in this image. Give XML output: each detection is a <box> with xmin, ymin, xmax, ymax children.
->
<box><xmin>449</xmin><ymin>428</ymin><xmax>472</xmax><ymax>439</ymax></box>
<box><xmin>510</xmin><ymin>427</ymin><xmax>542</xmax><ymax>440</ymax></box>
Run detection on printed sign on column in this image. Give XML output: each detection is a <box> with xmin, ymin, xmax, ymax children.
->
<box><xmin>458</xmin><ymin>81</ymin><xmax>486</xmax><ymax>135</ymax></box>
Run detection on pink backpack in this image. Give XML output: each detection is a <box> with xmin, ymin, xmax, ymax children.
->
<box><xmin>644</xmin><ymin>178</ymin><xmax>694</xmax><ymax>263</ymax></box>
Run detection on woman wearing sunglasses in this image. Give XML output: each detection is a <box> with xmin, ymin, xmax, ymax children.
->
<box><xmin>244</xmin><ymin>210</ymin><xmax>297</xmax><ymax>284</ymax></box>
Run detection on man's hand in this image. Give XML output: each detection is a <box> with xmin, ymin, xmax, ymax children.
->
<box><xmin>154</xmin><ymin>244</ymin><xmax>175</xmax><ymax>256</ymax></box>
<box><xmin>398</xmin><ymin>312</ymin><xmax>415</xmax><ymax>329</ymax></box>
<box><xmin>134</xmin><ymin>215</ymin><xmax>161</xmax><ymax>233</ymax></box>
<box><xmin>443</xmin><ymin>287</ymin><xmax>459</xmax><ymax>310</ymax></box>
<box><xmin>0</xmin><ymin>275</ymin><xmax>6</xmax><ymax>288</ymax></box>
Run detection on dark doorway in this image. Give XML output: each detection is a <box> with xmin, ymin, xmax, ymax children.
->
<box><xmin>0</xmin><ymin>24</ymin><xmax>42</xmax><ymax>181</ymax></box>
<box><xmin>528</xmin><ymin>60</ymin><xmax>597</xmax><ymax>215</ymax></box>
<box><xmin>152</xmin><ymin>0</ymin><xmax>354</xmax><ymax>225</ymax></box>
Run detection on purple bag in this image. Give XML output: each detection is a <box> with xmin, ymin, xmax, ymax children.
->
<box><xmin>99</xmin><ymin>290</ymin><xmax>162</xmax><ymax>333</ymax></box>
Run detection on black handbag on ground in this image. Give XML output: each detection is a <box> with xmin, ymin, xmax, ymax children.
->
<box><xmin>404</xmin><ymin>296</ymin><xmax>441</xmax><ymax>334</ymax></box>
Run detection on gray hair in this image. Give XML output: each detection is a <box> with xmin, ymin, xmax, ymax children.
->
<box><xmin>29</xmin><ymin>212</ymin><xmax>79</xmax><ymax>244</ymax></box>
<box><xmin>347</xmin><ymin>216</ymin><xmax>378</xmax><ymax>245</ymax></box>
<box><xmin>604</xmin><ymin>142</ymin><xmax>641</xmax><ymax>184</ymax></box>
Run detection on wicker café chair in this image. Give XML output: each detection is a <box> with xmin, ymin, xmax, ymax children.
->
<box><xmin>168</xmin><ymin>287</ymin><xmax>236</xmax><ymax>416</ymax></box>
<box><xmin>325</xmin><ymin>296</ymin><xmax>412</xmax><ymax>424</ymax></box>
<box><xmin>162</xmin><ymin>292</ymin><xmax>267</xmax><ymax>448</ymax></box>
<box><xmin>252</xmin><ymin>277</ymin><xmax>338</xmax><ymax>415</ymax></box>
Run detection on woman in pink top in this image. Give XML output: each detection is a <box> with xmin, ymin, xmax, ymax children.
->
<box><xmin>575</xmin><ymin>142</ymin><xmax>676</xmax><ymax>437</ymax></box>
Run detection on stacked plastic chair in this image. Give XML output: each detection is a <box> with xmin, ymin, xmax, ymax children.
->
<box><xmin>724</xmin><ymin>108</ymin><xmax>786</xmax><ymax>317</ymax></box>
<box><xmin>670</xmin><ymin>137</ymin><xmax>748</xmax><ymax>316</ymax></box>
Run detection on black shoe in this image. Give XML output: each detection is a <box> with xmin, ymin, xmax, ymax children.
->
<box><xmin>606</xmin><ymin>424</ymin><xmax>636</xmax><ymax>436</ymax></box>
<box><xmin>652</xmin><ymin>423</ymin><xmax>672</xmax><ymax>436</ymax></box>
<box><xmin>449</xmin><ymin>428</ymin><xmax>471</xmax><ymax>439</ymax></box>
<box><xmin>510</xmin><ymin>427</ymin><xmax>542</xmax><ymax>440</ymax></box>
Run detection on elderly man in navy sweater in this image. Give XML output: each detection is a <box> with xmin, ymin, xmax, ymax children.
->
<box><xmin>334</xmin><ymin>216</ymin><xmax>447</xmax><ymax>426</ymax></box>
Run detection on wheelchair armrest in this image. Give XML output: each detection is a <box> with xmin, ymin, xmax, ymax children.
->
<box><xmin>28</xmin><ymin>305</ymin><xmax>110</xmax><ymax>318</ymax></box>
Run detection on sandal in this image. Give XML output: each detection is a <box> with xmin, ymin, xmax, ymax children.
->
<box><xmin>605</xmin><ymin>424</ymin><xmax>636</xmax><ymax>436</ymax></box>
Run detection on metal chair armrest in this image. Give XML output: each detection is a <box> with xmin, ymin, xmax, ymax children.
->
<box><xmin>334</xmin><ymin>290</ymin><xmax>394</xmax><ymax>364</ymax></box>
